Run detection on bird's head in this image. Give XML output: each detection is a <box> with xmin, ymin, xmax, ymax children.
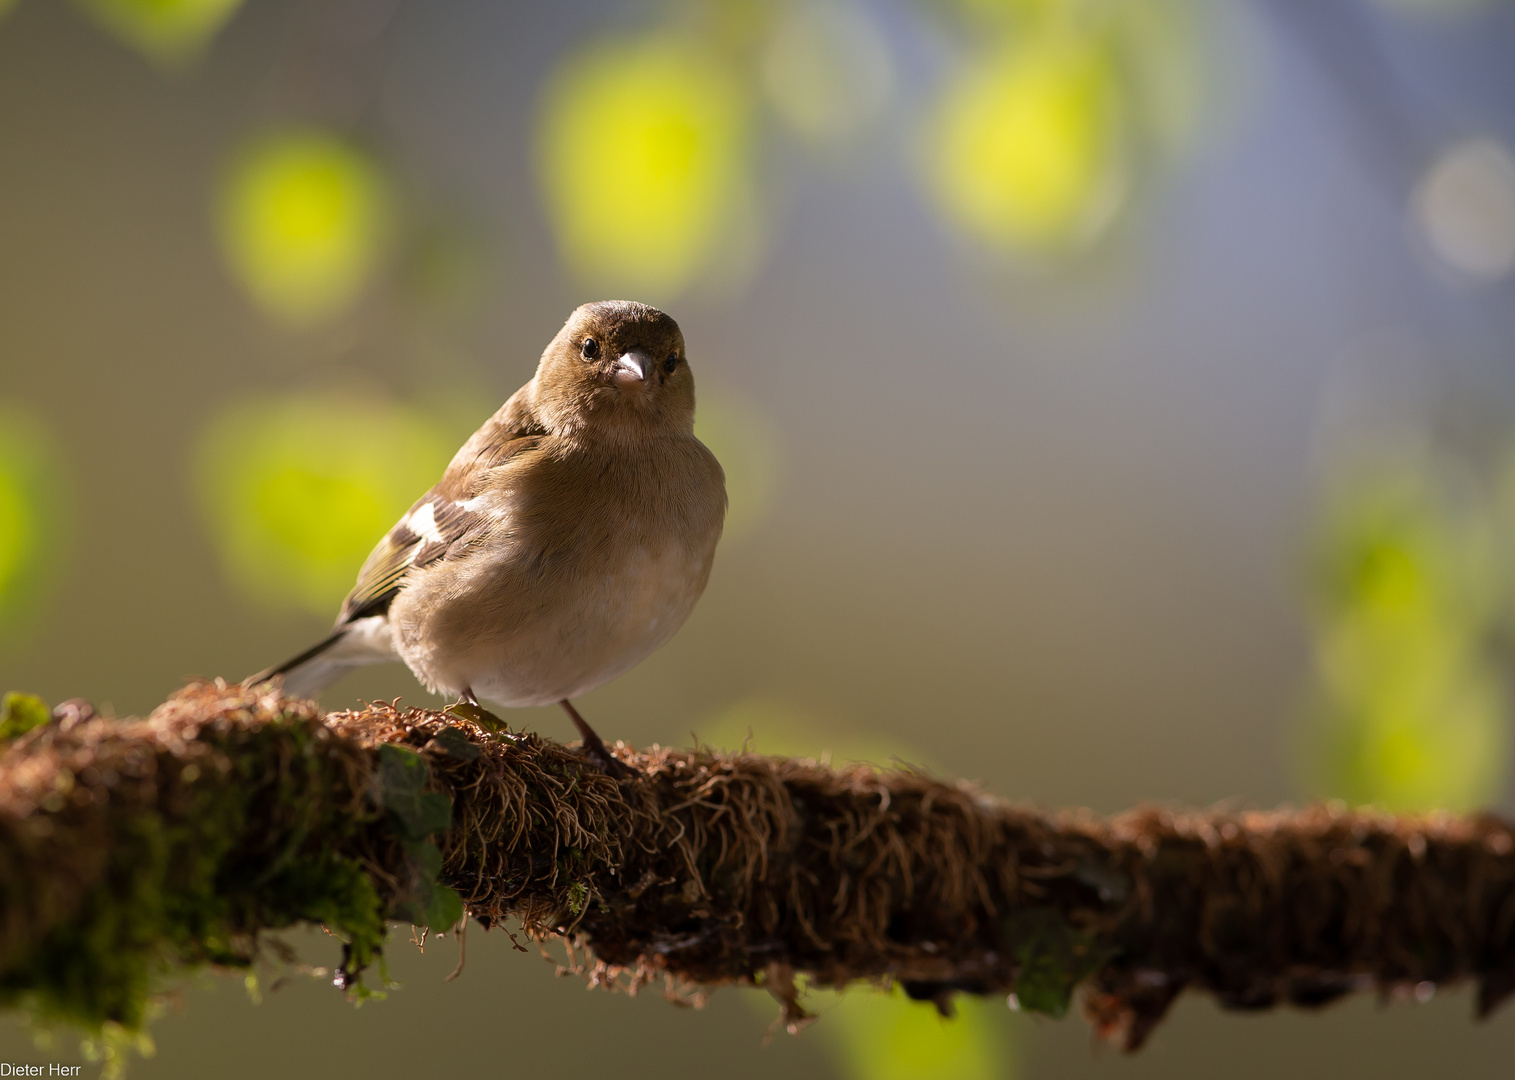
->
<box><xmin>532</xmin><ymin>300</ymin><xmax>695</xmax><ymax>437</ymax></box>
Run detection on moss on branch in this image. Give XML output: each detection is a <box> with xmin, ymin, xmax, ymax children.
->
<box><xmin>3</xmin><ymin>682</ymin><xmax>1515</xmax><ymax>1064</ymax></box>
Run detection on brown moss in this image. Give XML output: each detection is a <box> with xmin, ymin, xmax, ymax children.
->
<box><xmin>5</xmin><ymin>681</ymin><xmax>1515</xmax><ymax>1056</ymax></box>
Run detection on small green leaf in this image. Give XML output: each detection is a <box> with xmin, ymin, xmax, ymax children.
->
<box><xmin>429</xmin><ymin>725</ymin><xmax>481</xmax><ymax>761</ymax></box>
<box><xmin>377</xmin><ymin>743</ymin><xmax>453</xmax><ymax>841</ymax></box>
<box><xmin>0</xmin><ymin>692</ymin><xmax>50</xmax><ymax>741</ymax></box>
<box><xmin>402</xmin><ymin>839</ymin><xmax>443</xmax><ymax>882</ymax></box>
<box><xmin>424</xmin><ymin>885</ymin><xmax>464</xmax><ymax>932</ymax></box>
<box><xmin>377</xmin><ymin>746</ymin><xmax>462</xmax><ymax>926</ymax></box>
<box><xmin>415</xmin><ymin>792</ymin><xmax>453</xmax><ymax>835</ymax></box>
<box><xmin>1004</xmin><ymin>908</ymin><xmax>1115</xmax><ymax>1018</ymax></box>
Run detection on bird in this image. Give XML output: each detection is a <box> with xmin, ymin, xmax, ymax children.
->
<box><xmin>247</xmin><ymin>300</ymin><xmax>727</xmax><ymax>773</ymax></box>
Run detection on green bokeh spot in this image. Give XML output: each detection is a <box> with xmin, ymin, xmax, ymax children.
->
<box><xmin>825</xmin><ymin>984</ymin><xmax>1013</xmax><ymax>1080</ymax></box>
<box><xmin>1307</xmin><ymin>459</ymin><xmax>1506</xmax><ymax>812</ymax></box>
<box><xmin>0</xmin><ymin>402</ymin><xmax>67</xmax><ymax>630</ymax></box>
<box><xmin>73</xmin><ymin>0</ymin><xmax>246</xmax><ymax>66</ymax></box>
<box><xmin>218</xmin><ymin>130</ymin><xmax>391</xmax><ymax>326</ymax></box>
<box><xmin>0</xmin><ymin>453</ymin><xmax>36</xmax><ymax>610</ymax></box>
<box><xmin>537</xmin><ymin>33</ymin><xmax>752</xmax><ymax>294</ymax></box>
<box><xmin>924</xmin><ymin>34</ymin><xmax>1123</xmax><ymax>251</ymax></box>
<box><xmin>193</xmin><ymin>393</ymin><xmax>453</xmax><ymax>616</ymax></box>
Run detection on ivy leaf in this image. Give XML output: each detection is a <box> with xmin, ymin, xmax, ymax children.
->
<box><xmin>428</xmin><ymin>725</ymin><xmax>481</xmax><ymax>761</ymax></box>
<box><xmin>402</xmin><ymin>838</ymin><xmax>443</xmax><ymax>881</ymax></box>
<box><xmin>378</xmin><ymin>744</ymin><xmax>453</xmax><ymax>841</ymax></box>
<box><xmin>377</xmin><ymin>745</ymin><xmax>465</xmax><ymax>929</ymax></box>
<box><xmin>423</xmin><ymin>885</ymin><xmax>464</xmax><ymax>932</ymax></box>
<box><xmin>1004</xmin><ymin>908</ymin><xmax>1116</xmax><ymax>1018</ymax></box>
<box><xmin>415</xmin><ymin>792</ymin><xmax>453</xmax><ymax>836</ymax></box>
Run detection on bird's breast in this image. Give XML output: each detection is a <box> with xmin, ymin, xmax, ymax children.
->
<box><xmin>390</xmin><ymin>435</ymin><xmax>724</xmax><ymax>707</ymax></box>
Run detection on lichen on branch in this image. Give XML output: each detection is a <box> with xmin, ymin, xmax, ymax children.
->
<box><xmin>3</xmin><ymin>681</ymin><xmax>1515</xmax><ymax>1066</ymax></box>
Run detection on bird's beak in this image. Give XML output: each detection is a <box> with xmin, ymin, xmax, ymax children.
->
<box><xmin>613</xmin><ymin>350</ymin><xmax>648</xmax><ymax>386</ymax></box>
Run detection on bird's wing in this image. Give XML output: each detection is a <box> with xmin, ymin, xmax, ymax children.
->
<box><xmin>338</xmin><ymin>400</ymin><xmax>545</xmax><ymax>625</ymax></box>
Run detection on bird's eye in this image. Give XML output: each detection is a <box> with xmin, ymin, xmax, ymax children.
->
<box><xmin>664</xmin><ymin>353</ymin><xmax>679</xmax><ymax>375</ymax></box>
<box><xmin>581</xmin><ymin>337</ymin><xmax>600</xmax><ymax>360</ymax></box>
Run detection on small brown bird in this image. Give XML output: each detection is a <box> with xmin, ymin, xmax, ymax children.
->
<box><xmin>250</xmin><ymin>301</ymin><xmax>727</xmax><ymax>770</ymax></box>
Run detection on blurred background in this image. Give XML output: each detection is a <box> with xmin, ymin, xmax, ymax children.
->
<box><xmin>3</xmin><ymin>0</ymin><xmax>1515</xmax><ymax>1075</ymax></box>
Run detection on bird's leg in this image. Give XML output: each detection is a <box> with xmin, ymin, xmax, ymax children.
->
<box><xmin>446</xmin><ymin>686</ymin><xmax>505</xmax><ymax>733</ymax></box>
<box><xmin>559</xmin><ymin>700</ymin><xmax>634</xmax><ymax>778</ymax></box>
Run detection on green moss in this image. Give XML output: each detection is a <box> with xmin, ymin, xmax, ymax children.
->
<box><xmin>1003</xmin><ymin>908</ymin><xmax>1116</xmax><ymax>1018</ymax></box>
<box><xmin>0</xmin><ymin>692</ymin><xmax>50</xmax><ymax>741</ymax></box>
<box><xmin>0</xmin><ymin>706</ymin><xmax>397</xmax><ymax>1074</ymax></box>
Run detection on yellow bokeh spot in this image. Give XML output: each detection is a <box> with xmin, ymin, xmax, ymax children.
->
<box><xmin>1324</xmin><ymin>664</ymin><xmax>1506</xmax><ymax>813</ymax></box>
<box><xmin>536</xmin><ymin>34</ymin><xmax>751</xmax><ymax>294</ymax></box>
<box><xmin>0</xmin><ymin>403</ymin><xmax>63</xmax><ymax>627</ymax></box>
<box><xmin>824</xmin><ymin>986</ymin><xmax>1013</xmax><ymax>1080</ymax></box>
<box><xmin>1352</xmin><ymin>538</ymin><xmax>1428</xmax><ymax>619</ymax></box>
<box><xmin>218</xmin><ymin>131</ymin><xmax>391</xmax><ymax>327</ymax></box>
<box><xmin>925</xmin><ymin>36</ymin><xmax>1121</xmax><ymax>251</ymax></box>
<box><xmin>194</xmin><ymin>394</ymin><xmax>453</xmax><ymax>616</ymax></box>
<box><xmin>1307</xmin><ymin>458</ymin><xmax>1506</xmax><ymax>812</ymax></box>
<box><xmin>73</xmin><ymin>0</ymin><xmax>245</xmax><ymax>65</ymax></box>
<box><xmin>0</xmin><ymin>455</ymin><xmax>36</xmax><ymax>617</ymax></box>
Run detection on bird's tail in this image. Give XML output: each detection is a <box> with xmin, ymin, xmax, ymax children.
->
<box><xmin>244</xmin><ymin>616</ymin><xmax>398</xmax><ymax>700</ymax></box>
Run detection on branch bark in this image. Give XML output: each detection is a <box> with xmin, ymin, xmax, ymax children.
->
<box><xmin>3</xmin><ymin>681</ymin><xmax>1515</xmax><ymax>1053</ymax></box>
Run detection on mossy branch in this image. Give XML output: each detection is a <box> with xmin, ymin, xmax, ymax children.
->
<box><xmin>3</xmin><ymin>683</ymin><xmax>1515</xmax><ymax>1059</ymax></box>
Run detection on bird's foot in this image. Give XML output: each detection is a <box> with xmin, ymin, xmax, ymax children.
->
<box><xmin>559</xmin><ymin>700</ymin><xmax>635</xmax><ymax>780</ymax></box>
<box><xmin>581</xmin><ymin>738</ymin><xmax>635</xmax><ymax>780</ymax></box>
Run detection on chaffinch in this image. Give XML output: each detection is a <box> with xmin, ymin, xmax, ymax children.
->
<box><xmin>249</xmin><ymin>301</ymin><xmax>727</xmax><ymax>771</ymax></box>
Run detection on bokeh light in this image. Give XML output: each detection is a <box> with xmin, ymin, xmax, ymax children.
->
<box><xmin>193</xmin><ymin>393</ymin><xmax>454</xmax><ymax>617</ymax></box>
<box><xmin>0</xmin><ymin>402</ymin><xmax>64</xmax><ymax>632</ymax></box>
<box><xmin>72</xmin><ymin>0</ymin><xmax>245</xmax><ymax>65</ymax></box>
<box><xmin>1113</xmin><ymin>0</ymin><xmax>1209</xmax><ymax>155</ymax></box>
<box><xmin>1305</xmin><ymin>454</ymin><xmax>1507</xmax><ymax>812</ymax></box>
<box><xmin>1412</xmin><ymin>137</ymin><xmax>1515</xmax><ymax>282</ymax></box>
<box><xmin>217</xmin><ymin>130</ymin><xmax>392</xmax><ymax>327</ymax></box>
<box><xmin>815</xmin><ymin>985</ymin><xmax>1014</xmax><ymax>1080</ymax></box>
<box><xmin>923</xmin><ymin>34</ymin><xmax>1123</xmax><ymax>253</ymax></box>
<box><xmin>760</xmin><ymin>0</ymin><xmax>893</xmax><ymax>146</ymax></box>
<box><xmin>536</xmin><ymin>32</ymin><xmax>753</xmax><ymax>295</ymax></box>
